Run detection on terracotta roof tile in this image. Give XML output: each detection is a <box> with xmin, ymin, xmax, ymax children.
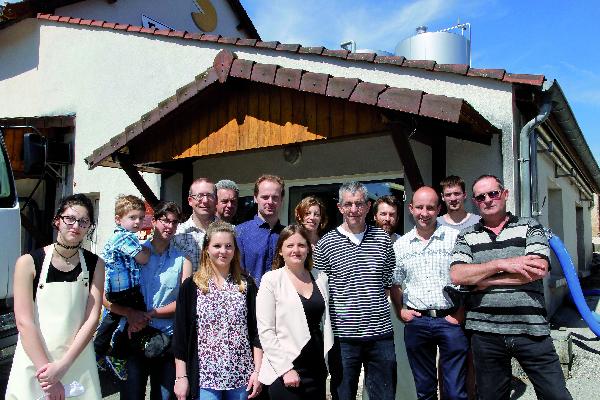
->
<box><xmin>402</xmin><ymin>59</ymin><xmax>436</xmax><ymax>70</ymax></box>
<box><xmin>299</xmin><ymin>46</ymin><xmax>325</xmax><ymax>55</ymax></box>
<box><xmin>169</xmin><ymin>30</ymin><xmax>186</xmax><ymax>38</ymax></box>
<box><xmin>349</xmin><ymin>82</ymin><xmax>388</xmax><ymax>105</ymax></box>
<box><xmin>467</xmin><ymin>68</ymin><xmax>506</xmax><ymax>80</ymax></box>
<box><xmin>256</xmin><ymin>40</ymin><xmax>279</xmax><ymax>49</ymax></box>
<box><xmin>322</xmin><ymin>49</ymin><xmax>349</xmax><ymax>59</ymax></box>
<box><xmin>299</xmin><ymin>72</ymin><xmax>329</xmax><ymax>95</ymax></box>
<box><xmin>276</xmin><ymin>43</ymin><xmax>301</xmax><ymax>53</ymax></box>
<box><xmin>36</xmin><ymin>14</ymin><xmax>544</xmax><ymax>87</ymax></box>
<box><xmin>434</xmin><ymin>64</ymin><xmax>469</xmax><ymax>75</ymax></box>
<box><xmin>377</xmin><ymin>87</ymin><xmax>423</xmax><ymax>114</ymax></box>
<box><xmin>347</xmin><ymin>52</ymin><xmax>376</xmax><ymax>62</ymax></box>
<box><xmin>274</xmin><ymin>67</ymin><xmax>303</xmax><ymax>90</ymax></box>
<box><xmin>201</xmin><ymin>34</ymin><xmax>221</xmax><ymax>42</ymax></box>
<box><xmin>250</xmin><ymin>63</ymin><xmax>278</xmax><ymax>84</ymax></box>
<box><xmin>326</xmin><ymin>77</ymin><xmax>359</xmax><ymax>99</ymax></box>
<box><xmin>184</xmin><ymin>32</ymin><xmax>203</xmax><ymax>40</ymax></box>
<box><xmin>374</xmin><ymin>55</ymin><xmax>406</xmax><ymax>66</ymax></box>
<box><xmin>218</xmin><ymin>36</ymin><xmax>238</xmax><ymax>44</ymax></box>
<box><xmin>236</xmin><ymin>38</ymin><xmax>258</xmax><ymax>47</ymax></box>
<box><xmin>230</xmin><ymin>59</ymin><xmax>255</xmax><ymax>79</ymax></box>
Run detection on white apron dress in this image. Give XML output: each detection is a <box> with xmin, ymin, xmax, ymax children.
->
<box><xmin>5</xmin><ymin>245</ymin><xmax>101</xmax><ymax>399</ymax></box>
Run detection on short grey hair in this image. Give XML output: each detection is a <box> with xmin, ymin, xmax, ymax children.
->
<box><xmin>338</xmin><ymin>181</ymin><xmax>368</xmax><ymax>205</ymax></box>
<box><xmin>215</xmin><ymin>179</ymin><xmax>239</xmax><ymax>195</ymax></box>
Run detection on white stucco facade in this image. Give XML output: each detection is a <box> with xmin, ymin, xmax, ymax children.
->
<box><xmin>0</xmin><ymin>18</ymin><xmax>518</xmax><ymax>248</ymax></box>
<box><xmin>0</xmin><ymin>15</ymin><xmax>596</xmax><ymax>322</ymax></box>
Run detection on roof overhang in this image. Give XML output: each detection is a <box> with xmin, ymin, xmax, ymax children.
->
<box><xmin>85</xmin><ymin>49</ymin><xmax>501</xmax><ymax>171</ymax></box>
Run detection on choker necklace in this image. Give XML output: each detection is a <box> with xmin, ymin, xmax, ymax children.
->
<box><xmin>54</xmin><ymin>246</ymin><xmax>79</xmax><ymax>267</ymax></box>
<box><xmin>56</xmin><ymin>241</ymin><xmax>81</xmax><ymax>250</ymax></box>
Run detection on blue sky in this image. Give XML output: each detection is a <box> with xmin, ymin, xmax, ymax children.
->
<box><xmin>241</xmin><ymin>0</ymin><xmax>600</xmax><ymax>162</ymax></box>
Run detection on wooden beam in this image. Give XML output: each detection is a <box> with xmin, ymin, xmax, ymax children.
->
<box><xmin>181</xmin><ymin>164</ymin><xmax>193</xmax><ymax>219</ymax></box>
<box><xmin>389</xmin><ymin>123</ymin><xmax>424</xmax><ymax>191</ymax></box>
<box><xmin>431</xmin><ymin>135</ymin><xmax>446</xmax><ymax>191</ymax></box>
<box><xmin>116</xmin><ymin>154</ymin><xmax>160</xmax><ymax>207</ymax></box>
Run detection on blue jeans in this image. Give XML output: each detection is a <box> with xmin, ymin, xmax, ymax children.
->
<box><xmin>471</xmin><ymin>332</ymin><xmax>572</xmax><ymax>400</ymax></box>
<box><xmin>120</xmin><ymin>352</ymin><xmax>175</xmax><ymax>399</ymax></box>
<box><xmin>404</xmin><ymin>316</ymin><xmax>468</xmax><ymax>400</ymax></box>
<box><xmin>198</xmin><ymin>386</ymin><xmax>248</xmax><ymax>400</ymax></box>
<box><xmin>328</xmin><ymin>336</ymin><xmax>397</xmax><ymax>400</ymax></box>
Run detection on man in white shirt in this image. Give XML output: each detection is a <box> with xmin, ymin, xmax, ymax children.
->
<box><xmin>391</xmin><ymin>186</ymin><xmax>467</xmax><ymax>400</ymax></box>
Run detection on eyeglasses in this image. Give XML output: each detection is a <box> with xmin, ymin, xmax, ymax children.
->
<box><xmin>189</xmin><ymin>193</ymin><xmax>216</xmax><ymax>201</ymax></box>
<box><xmin>157</xmin><ymin>218</ymin><xmax>180</xmax><ymax>226</ymax></box>
<box><xmin>473</xmin><ymin>190</ymin><xmax>503</xmax><ymax>203</ymax></box>
<box><xmin>59</xmin><ymin>215</ymin><xmax>91</xmax><ymax>228</ymax></box>
<box><xmin>341</xmin><ymin>201</ymin><xmax>367</xmax><ymax>210</ymax></box>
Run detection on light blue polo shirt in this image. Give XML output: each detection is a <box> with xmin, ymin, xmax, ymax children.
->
<box><xmin>139</xmin><ymin>240</ymin><xmax>186</xmax><ymax>335</ymax></box>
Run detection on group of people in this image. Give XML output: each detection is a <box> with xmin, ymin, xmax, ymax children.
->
<box><xmin>5</xmin><ymin>172</ymin><xmax>573</xmax><ymax>400</ymax></box>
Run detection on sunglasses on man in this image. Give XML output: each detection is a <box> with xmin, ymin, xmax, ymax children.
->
<box><xmin>473</xmin><ymin>190</ymin><xmax>503</xmax><ymax>203</ymax></box>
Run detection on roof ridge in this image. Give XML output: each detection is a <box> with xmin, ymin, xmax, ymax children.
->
<box><xmin>37</xmin><ymin>13</ymin><xmax>545</xmax><ymax>87</ymax></box>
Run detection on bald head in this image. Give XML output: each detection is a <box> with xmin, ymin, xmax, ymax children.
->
<box><xmin>410</xmin><ymin>186</ymin><xmax>440</xmax><ymax>207</ymax></box>
<box><xmin>409</xmin><ymin>186</ymin><xmax>441</xmax><ymax>234</ymax></box>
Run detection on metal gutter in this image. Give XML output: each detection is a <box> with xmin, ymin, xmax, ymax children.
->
<box><xmin>546</xmin><ymin>80</ymin><xmax>600</xmax><ymax>193</ymax></box>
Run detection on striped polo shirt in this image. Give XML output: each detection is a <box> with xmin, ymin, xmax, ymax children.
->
<box><xmin>451</xmin><ymin>213</ymin><xmax>550</xmax><ymax>336</ymax></box>
<box><xmin>314</xmin><ymin>225</ymin><xmax>395</xmax><ymax>340</ymax></box>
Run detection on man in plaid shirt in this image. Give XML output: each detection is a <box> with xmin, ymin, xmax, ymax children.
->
<box><xmin>390</xmin><ymin>186</ymin><xmax>468</xmax><ymax>400</ymax></box>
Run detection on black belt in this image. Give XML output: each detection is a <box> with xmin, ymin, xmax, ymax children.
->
<box><xmin>407</xmin><ymin>307</ymin><xmax>454</xmax><ymax>318</ymax></box>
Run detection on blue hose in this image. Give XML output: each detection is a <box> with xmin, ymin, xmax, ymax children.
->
<box><xmin>548</xmin><ymin>233</ymin><xmax>600</xmax><ymax>337</ymax></box>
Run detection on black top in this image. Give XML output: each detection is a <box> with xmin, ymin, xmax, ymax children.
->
<box><xmin>31</xmin><ymin>247</ymin><xmax>98</xmax><ymax>300</ymax></box>
<box><xmin>299</xmin><ymin>282</ymin><xmax>325</xmax><ymax>332</ymax></box>
<box><xmin>172</xmin><ymin>273</ymin><xmax>261</xmax><ymax>400</ymax></box>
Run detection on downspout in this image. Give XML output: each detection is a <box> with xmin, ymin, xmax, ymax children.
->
<box><xmin>519</xmin><ymin>96</ymin><xmax>553</xmax><ymax>219</ymax></box>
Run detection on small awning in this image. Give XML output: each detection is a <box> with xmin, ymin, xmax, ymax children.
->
<box><xmin>85</xmin><ymin>49</ymin><xmax>500</xmax><ymax>172</ymax></box>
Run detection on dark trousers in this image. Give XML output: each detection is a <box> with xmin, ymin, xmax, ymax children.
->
<box><xmin>94</xmin><ymin>286</ymin><xmax>146</xmax><ymax>356</ymax></box>
<box><xmin>120</xmin><ymin>352</ymin><xmax>175</xmax><ymax>400</ymax></box>
<box><xmin>404</xmin><ymin>316</ymin><xmax>468</xmax><ymax>400</ymax></box>
<box><xmin>328</xmin><ymin>336</ymin><xmax>397</xmax><ymax>400</ymax></box>
<box><xmin>470</xmin><ymin>332</ymin><xmax>572</xmax><ymax>400</ymax></box>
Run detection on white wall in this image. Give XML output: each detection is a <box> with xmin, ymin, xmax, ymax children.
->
<box><xmin>57</xmin><ymin>0</ymin><xmax>248</xmax><ymax>37</ymax></box>
<box><xmin>536</xmin><ymin>150</ymin><xmax>593</xmax><ymax>314</ymax></box>
<box><xmin>0</xmin><ymin>19</ymin><xmax>515</xmax><ymax>248</ymax></box>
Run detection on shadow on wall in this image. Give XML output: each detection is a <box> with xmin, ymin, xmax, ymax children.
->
<box><xmin>0</xmin><ymin>19</ymin><xmax>40</xmax><ymax>81</ymax></box>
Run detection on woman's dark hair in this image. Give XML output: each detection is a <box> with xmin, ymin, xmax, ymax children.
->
<box><xmin>272</xmin><ymin>224</ymin><xmax>313</xmax><ymax>271</ymax></box>
<box><xmin>53</xmin><ymin>193</ymin><xmax>96</xmax><ymax>235</ymax></box>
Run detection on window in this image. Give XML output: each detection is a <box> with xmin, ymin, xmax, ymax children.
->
<box><xmin>0</xmin><ymin>135</ymin><xmax>17</xmax><ymax>208</ymax></box>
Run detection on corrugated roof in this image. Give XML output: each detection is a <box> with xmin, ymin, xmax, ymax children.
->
<box><xmin>35</xmin><ymin>13</ymin><xmax>545</xmax><ymax>87</ymax></box>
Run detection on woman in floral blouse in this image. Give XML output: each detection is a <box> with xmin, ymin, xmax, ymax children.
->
<box><xmin>172</xmin><ymin>221</ymin><xmax>263</xmax><ymax>400</ymax></box>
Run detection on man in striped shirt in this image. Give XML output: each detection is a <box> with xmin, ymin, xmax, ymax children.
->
<box><xmin>390</xmin><ymin>186</ymin><xmax>468</xmax><ymax>400</ymax></box>
<box><xmin>314</xmin><ymin>181</ymin><xmax>396</xmax><ymax>400</ymax></box>
<box><xmin>450</xmin><ymin>175</ymin><xmax>571</xmax><ymax>400</ymax></box>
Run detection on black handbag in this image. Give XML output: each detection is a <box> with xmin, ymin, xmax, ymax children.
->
<box><xmin>111</xmin><ymin>325</ymin><xmax>171</xmax><ymax>359</ymax></box>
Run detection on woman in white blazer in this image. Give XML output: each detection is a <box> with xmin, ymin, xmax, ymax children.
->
<box><xmin>256</xmin><ymin>225</ymin><xmax>333</xmax><ymax>400</ymax></box>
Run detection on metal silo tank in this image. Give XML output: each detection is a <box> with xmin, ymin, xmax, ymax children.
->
<box><xmin>395</xmin><ymin>26</ymin><xmax>471</xmax><ymax>65</ymax></box>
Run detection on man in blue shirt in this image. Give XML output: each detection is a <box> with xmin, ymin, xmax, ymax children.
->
<box><xmin>235</xmin><ymin>174</ymin><xmax>285</xmax><ymax>285</ymax></box>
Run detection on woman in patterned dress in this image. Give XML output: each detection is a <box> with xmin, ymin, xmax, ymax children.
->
<box><xmin>173</xmin><ymin>221</ymin><xmax>263</xmax><ymax>400</ymax></box>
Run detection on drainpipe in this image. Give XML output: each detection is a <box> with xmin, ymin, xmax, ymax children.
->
<box><xmin>519</xmin><ymin>97</ymin><xmax>553</xmax><ymax>219</ymax></box>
